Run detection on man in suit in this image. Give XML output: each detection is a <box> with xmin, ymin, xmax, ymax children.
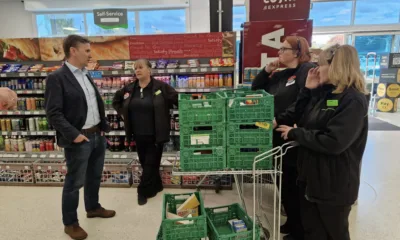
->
<box><xmin>45</xmin><ymin>35</ymin><xmax>115</xmax><ymax>240</ymax></box>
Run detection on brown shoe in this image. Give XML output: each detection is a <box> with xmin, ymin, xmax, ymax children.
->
<box><xmin>64</xmin><ymin>224</ymin><xmax>88</xmax><ymax>240</ymax></box>
<box><xmin>87</xmin><ymin>207</ymin><xmax>116</xmax><ymax>218</ymax></box>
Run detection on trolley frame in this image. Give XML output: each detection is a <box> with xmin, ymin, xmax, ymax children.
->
<box><xmin>172</xmin><ymin>142</ymin><xmax>295</xmax><ymax>240</ymax></box>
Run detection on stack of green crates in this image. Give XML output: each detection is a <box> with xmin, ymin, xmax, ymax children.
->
<box><xmin>179</xmin><ymin>92</ymin><xmax>227</xmax><ymax>171</ymax></box>
<box><xmin>225</xmin><ymin>89</ymin><xmax>274</xmax><ymax>170</ymax></box>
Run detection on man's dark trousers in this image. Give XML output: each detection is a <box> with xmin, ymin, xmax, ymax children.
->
<box><xmin>62</xmin><ymin>132</ymin><xmax>106</xmax><ymax>226</ymax></box>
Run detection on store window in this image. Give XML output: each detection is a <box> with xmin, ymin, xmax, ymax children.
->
<box><xmin>354</xmin><ymin>35</ymin><xmax>393</xmax><ymax>80</ymax></box>
<box><xmin>86</xmin><ymin>12</ymin><xmax>136</xmax><ymax>36</ymax></box>
<box><xmin>310</xmin><ymin>1</ymin><xmax>353</xmax><ymax>27</ymax></box>
<box><xmin>233</xmin><ymin>5</ymin><xmax>246</xmax><ymax>31</ymax></box>
<box><xmin>312</xmin><ymin>34</ymin><xmax>346</xmax><ymax>49</ymax></box>
<box><xmin>355</xmin><ymin>0</ymin><xmax>400</xmax><ymax>25</ymax></box>
<box><xmin>36</xmin><ymin>13</ymin><xmax>85</xmax><ymax>37</ymax></box>
<box><xmin>139</xmin><ymin>9</ymin><xmax>186</xmax><ymax>34</ymax></box>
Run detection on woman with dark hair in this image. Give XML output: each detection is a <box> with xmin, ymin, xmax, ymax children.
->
<box><xmin>277</xmin><ymin>44</ymin><xmax>369</xmax><ymax>240</ymax></box>
<box><xmin>113</xmin><ymin>59</ymin><xmax>178</xmax><ymax>205</ymax></box>
<box><xmin>252</xmin><ymin>36</ymin><xmax>315</xmax><ymax>240</ymax></box>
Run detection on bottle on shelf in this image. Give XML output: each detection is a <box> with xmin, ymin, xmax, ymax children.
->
<box><xmin>124</xmin><ymin>138</ymin><xmax>129</xmax><ymax>152</ymax></box>
<box><xmin>5</xmin><ymin>136</ymin><xmax>11</xmax><ymax>152</ymax></box>
<box><xmin>129</xmin><ymin>141</ymin><xmax>136</xmax><ymax>152</ymax></box>
<box><xmin>0</xmin><ymin>135</ymin><xmax>4</xmax><ymax>151</ymax></box>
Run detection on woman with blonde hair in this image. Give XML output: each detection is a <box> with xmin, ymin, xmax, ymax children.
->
<box><xmin>276</xmin><ymin>44</ymin><xmax>369</xmax><ymax>240</ymax></box>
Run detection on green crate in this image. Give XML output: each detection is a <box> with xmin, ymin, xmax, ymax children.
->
<box><xmin>206</xmin><ymin>204</ymin><xmax>260</xmax><ymax>240</ymax></box>
<box><xmin>180</xmin><ymin>123</ymin><xmax>226</xmax><ymax>149</ymax></box>
<box><xmin>227</xmin><ymin>146</ymin><xmax>272</xmax><ymax>170</ymax></box>
<box><xmin>227</xmin><ymin>122</ymin><xmax>273</xmax><ymax>146</ymax></box>
<box><xmin>179</xmin><ymin>92</ymin><xmax>227</xmax><ymax>125</ymax></box>
<box><xmin>226</xmin><ymin>89</ymin><xmax>274</xmax><ymax>122</ymax></box>
<box><xmin>180</xmin><ymin>147</ymin><xmax>226</xmax><ymax>171</ymax></box>
<box><xmin>162</xmin><ymin>192</ymin><xmax>207</xmax><ymax>240</ymax></box>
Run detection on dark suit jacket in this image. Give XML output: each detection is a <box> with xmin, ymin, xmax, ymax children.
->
<box><xmin>44</xmin><ymin>65</ymin><xmax>110</xmax><ymax>147</ymax></box>
<box><xmin>112</xmin><ymin>78</ymin><xmax>178</xmax><ymax>144</ymax></box>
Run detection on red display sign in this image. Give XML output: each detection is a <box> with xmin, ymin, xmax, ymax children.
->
<box><xmin>249</xmin><ymin>0</ymin><xmax>311</xmax><ymax>22</ymax></box>
<box><xmin>243</xmin><ymin>20</ymin><xmax>313</xmax><ymax>68</ymax></box>
<box><xmin>129</xmin><ymin>32</ymin><xmax>236</xmax><ymax>59</ymax></box>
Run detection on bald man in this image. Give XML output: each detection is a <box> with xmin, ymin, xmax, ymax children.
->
<box><xmin>0</xmin><ymin>88</ymin><xmax>17</xmax><ymax>110</ymax></box>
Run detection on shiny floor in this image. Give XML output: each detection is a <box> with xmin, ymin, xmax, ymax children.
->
<box><xmin>0</xmin><ymin>130</ymin><xmax>399</xmax><ymax>240</ymax></box>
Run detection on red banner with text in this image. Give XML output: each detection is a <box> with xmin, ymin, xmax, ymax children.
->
<box><xmin>243</xmin><ymin>20</ymin><xmax>313</xmax><ymax>68</ymax></box>
<box><xmin>129</xmin><ymin>32</ymin><xmax>235</xmax><ymax>59</ymax></box>
<box><xmin>249</xmin><ymin>0</ymin><xmax>311</xmax><ymax>22</ymax></box>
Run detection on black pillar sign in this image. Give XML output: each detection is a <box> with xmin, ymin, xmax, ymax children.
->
<box><xmin>93</xmin><ymin>9</ymin><xmax>128</xmax><ymax>29</ymax></box>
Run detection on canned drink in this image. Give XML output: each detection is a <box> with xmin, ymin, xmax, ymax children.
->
<box><xmin>0</xmin><ymin>119</ymin><xmax>6</xmax><ymax>131</ymax></box>
<box><xmin>6</xmin><ymin>119</ymin><xmax>12</xmax><ymax>131</ymax></box>
<box><xmin>28</xmin><ymin>118</ymin><xmax>35</xmax><ymax>131</ymax></box>
<box><xmin>38</xmin><ymin>80</ymin><xmax>43</xmax><ymax>90</ymax></box>
<box><xmin>40</xmin><ymin>98</ymin><xmax>45</xmax><ymax>109</ymax></box>
<box><xmin>35</xmin><ymin>98</ymin><xmax>41</xmax><ymax>110</ymax></box>
<box><xmin>34</xmin><ymin>117</ymin><xmax>40</xmax><ymax>131</ymax></box>
<box><xmin>11</xmin><ymin>119</ymin><xmax>19</xmax><ymax>131</ymax></box>
<box><xmin>26</xmin><ymin>98</ymin><xmax>32</xmax><ymax>110</ymax></box>
<box><xmin>19</xmin><ymin>118</ymin><xmax>26</xmax><ymax>131</ymax></box>
<box><xmin>31</xmin><ymin>98</ymin><xmax>36</xmax><ymax>110</ymax></box>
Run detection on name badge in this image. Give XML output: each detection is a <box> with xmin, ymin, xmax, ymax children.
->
<box><xmin>123</xmin><ymin>93</ymin><xmax>130</xmax><ymax>99</ymax></box>
<box><xmin>155</xmin><ymin>90</ymin><xmax>162</xmax><ymax>96</ymax></box>
<box><xmin>327</xmin><ymin>100</ymin><xmax>338</xmax><ymax>107</ymax></box>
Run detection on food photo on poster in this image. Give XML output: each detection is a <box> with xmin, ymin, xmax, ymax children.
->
<box><xmin>0</xmin><ymin>38</ymin><xmax>41</xmax><ymax>62</ymax></box>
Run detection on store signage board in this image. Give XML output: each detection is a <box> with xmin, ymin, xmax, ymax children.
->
<box><xmin>379</xmin><ymin>68</ymin><xmax>400</xmax><ymax>84</ymax></box>
<box><xmin>89</xmin><ymin>71</ymin><xmax>103</xmax><ymax>79</ymax></box>
<box><xmin>129</xmin><ymin>32</ymin><xmax>236</xmax><ymax>59</ymax></box>
<box><xmin>380</xmin><ymin>54</ymin><xmax>390</xmax><ymax>70</ymax></box>
<box><xmin>93</xmin><ymin>9</ymin><xmax>128</xmax><ymax>29</ymax></box>
<box><xmin>249</xmin><ymin>0</ymin><xmax>311</xmax><ymax>21</ymax></box>
<box><xmin>243</xmin><ymin>20</ymin><xmax>313</xmax><ymax>68</ymax></box>
<box><xmin>389</xmin><ymin>53</ymin><xmax>400</xmax><ymax>68</ymax></box>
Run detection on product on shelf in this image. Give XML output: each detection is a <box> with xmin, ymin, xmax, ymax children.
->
<box><xmin>125</xmin><ymin>61</ymin><xmax>135</xmax><ymax>70</ymax></box>
<box><xmin>112</xmin><ymin>61</ymin><xmax>124</xmax><ymax>70</ymax></box>
<box><xmin>0</xmin><ymin>64</ymin><xmax>8</xmax><ymax>72</ymax></box>
<box><xmin>2</xmin><ymin>64</ymin><xmax>22</xmax><ymax>73</ymax></box>
<box><xmin>0</xmin><ymin>78</ymin><xmax>46</xmax><ymax>90</ymax></box>
<box><xmin>95</xmin><ymin>76</ymin><xmax>135</xmax><ymax>90</ymax></box>
<box><xmin>0</xmin><ymin>117</ymin><xmax>51</xmax><ymax>131</ymax></box>
<box><xmin>157</xmin><ymin>59</ymin><xmax>168</xmax><ymax>69</ymax></box>
<box><xmin>17</xmin><ymin>97</ymin><xmax>45</xmax><ymax>111</ymax></box>
<box><xmin>28</xmin><ymin>64</ymin><xmax>44</xmax><ymax>72</ymax></box>
<box><xmin>2</xmin><ymin>136</ymin><xmax>56</xmax><ymax>152</ymax></box>
<box><xmin>187</xmin><ymin>59</ymin><xmax>200</xmax><ymax>68</ymax></box>
<box><xmin>175</xmin><ymin>74</ymin><xmax>233</xmax><ymax>89</ymax></box>
<box><xmin>167</xmin><ymin>60</ymin><xmax>179</xmax><ymax>69</ymax></box>
<box><xmin>41</xmin><ymin>66</ymin><xmax>61</xmax><ymax>72</ymax></box>
<box><xmin>150</xmin><ymin>61</ymin><xmax>157</xmax><ymax>69</ymax></box>
<box><xmin>17</xmin><ymin>65</ymin><xmax>31</xmax><ymax>73</ymax></box>
<box><xmin>210</xmin><ymin>58</ymin><xmax>235</xmax><ymax>67</ymax></box>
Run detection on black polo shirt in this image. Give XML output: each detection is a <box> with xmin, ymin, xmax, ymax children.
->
<box><xmin>129</xmin><ymin>81</ymin><xmax>155</xmax><ymax>136</ymax></box>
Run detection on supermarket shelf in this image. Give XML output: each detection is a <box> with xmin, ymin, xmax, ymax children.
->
<box><xmin>176</xmin><ymin>87</ymin><xmax>233</xmax><ymax>93</ymax></box>
<box><xmin>0</xmin><ymin>72</ymin><xmax>48</xmax><ymax>78</ymax></box>
<box><xmin>0</xmin><ymin>130</ymin><xmax>179</xmax><ymax>136</ymax></box>
<box><xmin>0</xmin><ymin>131</ymin><xmax>55</xmax><ymax>136</ymax></box>
<box><xmin>0</xmin><ymin>151</ymin><xmax>179</xmax><ymax>160</ymax></box>
<box><xmin>106</xmin><ymin>130</ymin><xmax>180</xmax><ymax>136</ymax></box>
<box><xmin>0</xmin><ymin>67</ymin><xmax>234</xmax><ymax>78</ymax></box>
<box><xmin>14</xmin><ymin>90</ymin><xmax>45</xmax><ymax>94</ymax></box>
<box><xmin>105</xmin><ymin>109</ymin><xmax>179</xmax><ymax>115</ymax></box>
<box><xmin>0</xmin><ymin>110</ymin><xmax>46</xmax><ymax>116</ymax></box>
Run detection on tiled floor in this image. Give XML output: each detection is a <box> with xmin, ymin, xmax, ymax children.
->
<box><xmin>0</xmin><ymin>131</ymin><xmax>399</xmax><ymax>240</ymax></box>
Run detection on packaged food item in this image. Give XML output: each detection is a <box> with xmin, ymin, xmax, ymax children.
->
<box><xmin>125</xmin><ymin>61</ymin><xmax>135</xmax><ymax>70</ymax></box>
<box><xmin>87</xmin><ymin>61</ymin><xmax>99</xmax><ymax>70</ymax></box>
<box><xmin>0</xmin><ymin>64</ymin><xmax>9</xmax><ymax>72</ymax></box>
<box><xmin>157</xmin><ymin>59</ymin><xmax>168</xmax><ymax>69</ymax></box>
<box><xmin>17</xmin><ymin>65</ymin><xmax>31</xmax><ymax>73</ymax></box>
<box><xmin>209</xmin><ymin>58</ymin><xmax>221</xmax><ymax>67</ymax></box>
<box><xmin>97</xmin><ymin>66</ymin><xmax>113</xmax><ymax>71</ymax></box>
<box><xmin>149</xmin><ymin>61</ymin><xmax>157</xmax><ymax>69</ymax></box>
<box><xmin>167</xmin><ymin>60</ymin><xmax>179</xmax><ymax>69</ymax></box>
<box><xmin>112</xmin><ymin>61</ymin><xmax>124</xmax><ymax>70</ymax></box>
<box><xmin>187</xmin><ymin>59</ymin><xmax>200</xmax><ymax>68</ymax></box>
<box><xmin>222</xmin><ymin>58</ymin><xmax>234</xmax><ymax>66</ymax></box>
<box><xmin>28</xmin><ymin>64</ymin><xmax>44</xmax><ymax>72</ymax></box>
<box><xmin>3</xmin><ymin>64</ymin><xmax>22</xmax><ymax>73</ymax></box>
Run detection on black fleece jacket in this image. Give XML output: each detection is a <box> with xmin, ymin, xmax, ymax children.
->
<box><xmin>279</xmin><ymin>85</ymin><xmax>369</xmax><ymax>205</ymax></box>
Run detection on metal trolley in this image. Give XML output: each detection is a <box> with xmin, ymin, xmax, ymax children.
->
<box><xmin>172</xmin><ymin>142</ymin><xmax>295</xmax><ymax>240</ymax></box>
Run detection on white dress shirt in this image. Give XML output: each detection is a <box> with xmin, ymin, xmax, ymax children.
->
<box><xmin>65</xmin><ymin>61</ymin><xmax>101</xmax><ymax>129</ymax></box>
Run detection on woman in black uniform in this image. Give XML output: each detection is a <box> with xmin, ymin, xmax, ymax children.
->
<box><xmin>113</xmin><ymin>59</ymin><xmax>178</xmax><ymax>205</ymax></box>
<box><xmin>252</xmin><ymin>36</ymin><xmax>314</xmax><ymax>240</ymax></box>
<box><xmin>277</xmin><ymin>44</ymin><xmax>369</xmax><ymax>240</ymax></box>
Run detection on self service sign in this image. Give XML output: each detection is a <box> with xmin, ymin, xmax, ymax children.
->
<box><xmin>93</xmin><ymin>9</ymin><xmax>128</xmax><ymax>29</ymax></box>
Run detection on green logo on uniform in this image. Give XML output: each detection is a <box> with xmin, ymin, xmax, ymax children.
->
<box><xmin>327</xmin><ymin>100</ymin><xmax>338</xmax><ymax>107</ymax></box>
